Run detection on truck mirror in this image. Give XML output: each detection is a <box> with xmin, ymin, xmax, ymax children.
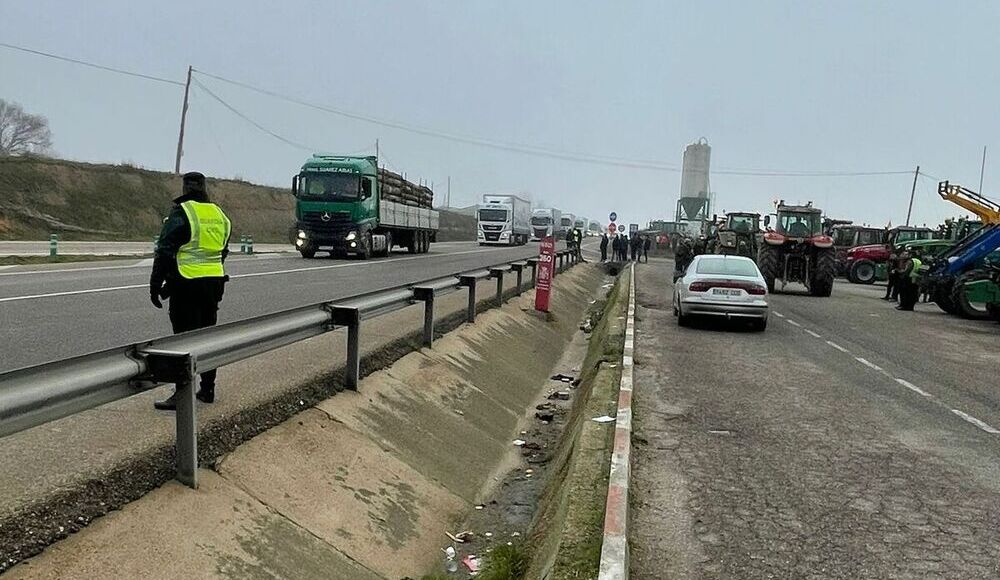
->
<box><xmin>292</xmin><ymin>175</ymin><xmax>299</xmax><ymax>196</ymax></box>
<box><xmin>764</xmin><ymin>215</ymin><xmax>771</xmax><ymax>227</ymax></box>
<box><xmin>361</xmin><ymin>178</ymin><xmax>372</xmax><ymax>199</ymax></box>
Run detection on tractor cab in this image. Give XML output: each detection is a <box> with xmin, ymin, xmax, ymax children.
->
<box><xmin>714</xmin><ymin>212</ymin><xmax>761</xmax><ymax>257</ymax></box>
<box><xmin>766</xmin><ymin>204</ymin><xmax>824</xmax><ymax>239</ymax></box>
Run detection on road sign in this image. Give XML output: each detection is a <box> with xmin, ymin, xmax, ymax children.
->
<box><xmin>534</xmin><ymin>237</ymin><xmax>556</xmax><ymax>312</ymax></box>
<box><xmin>629</xmin><ymin>223</ymin><xmax>639</xmax><ymax>234</ymax></box>
<box><xmin>608</xmin><ymin>223</ymin><xmax>618</xmax><ymax>234</ymax></box>
<box><xmin>609</xmin><ymin>212</ymin><xmax>617</xmax><ymax>222</ymax></box>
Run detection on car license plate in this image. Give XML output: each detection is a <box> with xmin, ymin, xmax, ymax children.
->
<box><xmin>712</xmin><ymin>288</ymin><xmax>741</xmax><ymax>296</ymax></box>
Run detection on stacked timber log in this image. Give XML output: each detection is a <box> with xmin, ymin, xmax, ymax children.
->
<box><xmin>378</xmin><ymin>168</ymin><xmax>434</xmax><ymax>209</ymax></box>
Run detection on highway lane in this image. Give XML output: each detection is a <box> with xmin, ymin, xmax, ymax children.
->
<box><xmin>0</xmin><ymin>240</ymin><xmax>289</xmax><ymax>256</ymax></box>
<box><xmin>0</xmin><ymin>240</ymin><xmax>573</xmax><ymax>372</ymax></box>
<box><xmin>629</xmin><ymin>259</ymin><xmax>1000</xmax><ymax>579</ymax></box>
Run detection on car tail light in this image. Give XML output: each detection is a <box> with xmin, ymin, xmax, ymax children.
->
<box><xmin>812</xmin><ymin>235</ymin><xmax>834</xmax><ymax>248</ymax></box>
<box><xmin>689</xmin><ymin>280</ymin><xmax>767</xmax><ymax>295</ymax></box>
<box><xmin>763</xmin><ymin>231</ymin><xmax>785</xmax><ymax>245</ymax></box>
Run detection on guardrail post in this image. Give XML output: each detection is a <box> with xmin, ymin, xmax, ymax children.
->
<box><xmin>331</xmin><ymin>307</ymin><xmax>362</xmax><ymax>390</ymax></box>
<box><xmin>511</xmin><ymin>263</ymin><xmax>525</xmax><ymax>295</ymax></box>
<box><xmin>240</xmin><ymin>235</ymin><xmax>247</xmax><ymax>254</ymax></box>
<box><xmin>144</xmin><ymin>350</ymin><xmax>199</xmax><ymax>489</ymax></box>
<box><xmin>413</xmin><ymin>287</ymin><xmax>435</xmax><ymax>347</ymax></box>
<box><xmin>527</xmin><ymin>258</ymin><xmax>539</xmax><ymax>287</ymax></box>
<box><xmin>247</xmin><ymin>235</ymin><xmax>254</xmax><ymax>255</ymax></box>
<box><xmin>49</xmin><ymin>233</ymin><xmax>58</xmax><ymax>258</ymax></box>
<box><xmin>490</xmin><ymin>268</ymin><xmax>505</xmax><ymax>305</ymax></box>
<box><xmin>460</xmin><ymin>275</ymin><xmax>477</xmax><ymax>323</ymax></box>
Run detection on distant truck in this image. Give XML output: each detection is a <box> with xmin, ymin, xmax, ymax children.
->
<box><xmin>560</xmin><ymin>214</ymin><xmax>576</xmax><ymax>238</ymax></box>
<box><xmin>477</xmin><ymin>194</ymin><xmax>531</xmax><ymax>246</ymax></box>
<box><xmin>588</xmin><ymin>220</ymin><xmax>602</xmax><ymax>236</ymax></box>
<box><xmin>292</xmin><ymin>154</ymin><xmax>438</xmax><ymax>259</ymax></box>
<box><xmin>531</xmin><ymin>208</ymin><xmax>561</xmax><ymax>240</ymax></box>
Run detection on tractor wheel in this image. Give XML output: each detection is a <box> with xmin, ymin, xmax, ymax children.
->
<box><xmin>299</xmin><ymin>248</ymin><xmax>316</xmax><ymax>259</ymax></box>
<box><xmin>949</xmin><ymin>269</ymin><xmax>992</xmax><ymax>320</ymax></box>
<box><xmin>849</xmin><ymin>259</ymin><xmax>877</xmax><ymax>285</ymax></box>
<box><xmin>986</xmin><ymin>302</ymin><xmax>1000</xmax><ymax>323</ymax></box>
<box><xmin>757</xmin><ymin>245</ymin><xmax>780</xmax><ymax>293</ymax></box>
<box><xmin>933</xmin><ymin>281</ymin><xmax>959</xmax><ymax>315</ymax></box>
<box><xmin>810</xmin><ymin>249</ymin><xmax>836</xmax><ymax>297</ymax></box>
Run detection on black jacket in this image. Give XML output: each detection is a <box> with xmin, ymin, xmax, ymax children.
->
<box><xmin>150</xmin><ymin>191</ymin><xmax>230</xmax><ymax>300</ymax></box>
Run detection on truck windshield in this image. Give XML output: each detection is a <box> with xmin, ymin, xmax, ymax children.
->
<box><xmin>531</xmin><ymin>217</ymin><xmax>552</xmax><ymax>226</ymax></box>
<box><xmin>479</xmin><ymin>208</ymin><xmax>509</xmax><ymax>222</ymax></box>
<box><xmin>298</xmin><ymin>172</ymin><xmax>360</xmax><ymax>201</ymax></box>
<box><xmin>561</xmin><ymin>219</ymin><xmax>573</xmax><ymax>227</ymax></box>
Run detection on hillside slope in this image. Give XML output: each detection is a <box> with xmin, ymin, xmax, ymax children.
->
<box><xmin>0</xmin><ymin>156</ymin><xmax>475</xmax><ymax>243</ymax></box>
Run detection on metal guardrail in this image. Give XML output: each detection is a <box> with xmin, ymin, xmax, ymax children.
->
<box><xmin>0</xmin><ymin>249</ymin><xmax>580</xmax><ymax>488</ymax></box>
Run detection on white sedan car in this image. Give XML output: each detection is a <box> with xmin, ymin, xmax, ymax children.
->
<box><xmin>673</xmin><ymin>254</ymin><xmax>769</xmax><ymax>330</ymax></box>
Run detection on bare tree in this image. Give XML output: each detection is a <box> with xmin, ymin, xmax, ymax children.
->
<box><xmin>0</xmin><ymin>99</ymin><xmax>53</xmax><ymax>156</ymax></box>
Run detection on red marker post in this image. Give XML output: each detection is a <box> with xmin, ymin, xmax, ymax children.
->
<box><xmin>535</xmin><ymin>236</ymin><xmax>556</xmax><ymax>312</ymax></box>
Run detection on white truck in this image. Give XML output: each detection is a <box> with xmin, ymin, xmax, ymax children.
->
<box><xmin>531</xmin><ymin>208</ymin><xmax>562</xmax><ymax>241</ymax></box>
<box><xmin>560</xmin><ymin>214</ymin><xmax>576</xmax><ymax>239</ymax></box>
<box><xmin>477</xmin><ymin>194</ymin><xmax>532</xmax><ymax>246</ymax></box>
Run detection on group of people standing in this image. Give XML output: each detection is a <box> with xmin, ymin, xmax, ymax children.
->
<box><xmin>884</xmin><ymin>247</ymin><xmax>925</xmax><ymax>311</ymax></box>
<box><xmin>599</xmin><ymin>232</ymin><xmax>651</xmax><ymax>263</ymax></box>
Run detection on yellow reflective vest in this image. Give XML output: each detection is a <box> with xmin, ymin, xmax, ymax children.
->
<box><xmin>176</xmin><ymin>201</ymin><xmax>231</xmax><ymax>279</ymax></box>
<box><xmin>909</xmin><ymin>257</ymin><xmax>922</xmax><ymax>283</ymax></box>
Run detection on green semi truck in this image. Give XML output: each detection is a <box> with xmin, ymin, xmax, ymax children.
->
<box><xmin>291</xmin><ymin>155</ymin><xmax>439</xmax><ymax>259</ymax></box>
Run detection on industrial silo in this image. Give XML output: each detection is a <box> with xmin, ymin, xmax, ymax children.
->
<box><xmin>675</xmin><ymin>138</ymin><xmax>712</xmax><ymax>224</ymax></box>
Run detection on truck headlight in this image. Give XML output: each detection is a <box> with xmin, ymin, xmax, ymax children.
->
<box><xmin>346</xmin><ymin>231</ymin><xmax>357</xmax><ymax>241</ymax></box>
<box><xmin>297</xmin><ymin>230</ymin><xmax>307</xmax><ymax>239</ymax></box>
<box><xmin>295</xmin><ymin>239</ymin><xmax>304</xmax><ymax>247</ymax></box>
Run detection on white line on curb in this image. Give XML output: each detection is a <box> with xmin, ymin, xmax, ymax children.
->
<box><xmin>772</xmin><ymin>312</ymin><xmax>785</xmax><ymax>318</ymax></box>
<box><xmin>951</xmin><ymin>409</ymin><xmax>1000</xmax><ymax>434</ymax></box>
<box><xmin>598</xmin><ymin>262</ymin><xmax>635</xmax><ymax>580</ymax></box>
<box><xmin>786</xmin><ymin>319</ymin><xmax>801</xmax><ymax>327</ymax></box>
<box><xmin>895</xmin><ymin>378</ymin><xmax>932</xmax><ymax>397</ymax></box>
<box><xmin>804</xmin><ymin>329</ymin><xmax>821</xmax><ymax>338</ymax></box>
<box><xmin>826</xmin><ymin>340</ymin><xmax>849</xmax><ymax>353</ymax></box>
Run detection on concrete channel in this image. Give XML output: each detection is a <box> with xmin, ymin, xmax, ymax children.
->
<box><xmin>5</xmin><ymin>263</ymin><xmax>615</xmax><ymax>579</ymax></box>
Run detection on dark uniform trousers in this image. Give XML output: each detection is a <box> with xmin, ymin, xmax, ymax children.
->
<box><xmin>167</xmin><ymin>277</ymin><xmax>226</xmax><ymax>388</ymax></box>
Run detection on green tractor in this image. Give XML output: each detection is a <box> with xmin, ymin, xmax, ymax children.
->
<box><xmin>713</xmin><ymin>212</ymin><xmax>761</xmax><ymax>258</ymax></box>
<box><xmin>757</xmin><ymin>202</ymin><xmax>836</xmax><ymax>296</ymax></box>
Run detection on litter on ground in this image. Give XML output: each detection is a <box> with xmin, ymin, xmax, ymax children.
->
<box><xmin>592</xmin><ymin>415</ymin><xmax>616</xmax><ymax>423</ymax></box>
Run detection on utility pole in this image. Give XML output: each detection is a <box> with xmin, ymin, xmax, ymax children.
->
<box><xmin>375</xmin><ymin>139</ymin><xmax>379</xmax><ymax>165</ymax></box>
<box><xmin>905</xmin><ymin>165</ymin><xmax>919</xmax><ymax>226</ymax></box>
<box><xmin>173</xmin><ymin>65</ymin><xmax>193</xmax><ymax>175</ymax></box>
<box><xmin>447</xmin><ymin>176</ymin><xmax>451</xmax><ymax>208</ymax></box>
<box><xmin>979</xmin><ymin>146</ymin><xmax>987</xmax><ymax>194</ymax></box>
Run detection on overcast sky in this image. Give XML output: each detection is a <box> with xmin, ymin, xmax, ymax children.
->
<box><xmin>3</xmin><ymin>1</ymin><xmax>999</xmax><ymax>228</ymax></box>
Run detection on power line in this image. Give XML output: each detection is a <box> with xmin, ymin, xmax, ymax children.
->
<box><xmin>0</xmin><ymin>41</ymin><xmax>185</xmax><ymax>87</ymax></box>
<box><xmin>192</xmin><ymin>78</ymin><xmax>316</xmax><ymax>152</ymax></box>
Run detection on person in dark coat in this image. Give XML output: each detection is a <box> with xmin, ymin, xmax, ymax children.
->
<box><xmin>599</xmin><ymin>233</ymin><xmax>609</xmax><ymax>261</ymax></box>
<box><xmin>630</xmin><ymin>234</ymin><xmax>641</xmax><ymax>261</ymax></box>
<box><xmin>149</xmin><ymin>172</ymin><xmax>232</xmax><ymax>410</ymax></box>
<box><xmin>642</xmin><ymin>235</ymin><xmax>651</xmax><ymax>263</ymax></box>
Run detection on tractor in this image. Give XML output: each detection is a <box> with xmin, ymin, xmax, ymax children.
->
<box><xmin>919</xmin><ymin>181</ymin><xmax>1000</xmax><ymax>319</ymax></box>
<box><xmin>757</xmin><ymin>202</ymin><xmax>836</xmax><ymax>296</ymax></box>
<box><xmin>713</xmin><ymin>212</ymin><xmax>761</xmax><ymax>258</ymax></box>
<box><xmin>829</xmin><ymin>224</ymin><xmax>887</xmax><ymax>277</ymax></box>
<box><xmin>843</xmin><ymin>226</ymin><xmax>934</xmax><ymax>284</ymax></box>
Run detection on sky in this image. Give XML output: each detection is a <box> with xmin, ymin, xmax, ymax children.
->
<box><xmin>3</xmin><ymin>0</ymin><xmax>1000</xmax><ymax>229</ymax></box>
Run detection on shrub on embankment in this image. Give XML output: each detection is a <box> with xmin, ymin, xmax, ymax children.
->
<box><xmin>0</xmin><ymin>155</ymin><xmax>476</xmax><ymax>242</ymax></box>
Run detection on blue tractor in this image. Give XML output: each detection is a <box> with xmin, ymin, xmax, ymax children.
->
<box><xmin>921</xmin><ymin>182</ymin><xmax>1000</xmax><ymax>319</ymax></box>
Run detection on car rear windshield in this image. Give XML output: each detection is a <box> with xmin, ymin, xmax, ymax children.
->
<box><xmin>695</xmin><ymin>257</ymin><xmax>759</xmax><ymax>277</ymax></box>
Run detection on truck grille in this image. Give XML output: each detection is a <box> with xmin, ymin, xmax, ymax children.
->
<box><xmin>482</xmin><ymin>225</ymin><xmax>503</xmax><ymax>232</ymax></box>
<box><xmin>485</xmin><ymin>233</ymin><xmax>501</xmax><ymax>241</ymax></box>
<box><xmin>301</xmin><ymin>211</ymin><xmax>353</xmax><ymax>237</ymax></box>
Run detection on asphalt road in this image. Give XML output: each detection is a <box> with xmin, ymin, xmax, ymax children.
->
<box><xmin>0</xmin><ymin>240</ymin><xmax>566</xmax><ymax>372</ymax></box>
<box><xmin>629</xmin><ymin>258</ymin><xmax>1000</xmax><ymax>579</ymax></box>
<box><xmin>0</xmin><ymin>241</ymin><xmax>289</xmax><ymax>256</ymax></box>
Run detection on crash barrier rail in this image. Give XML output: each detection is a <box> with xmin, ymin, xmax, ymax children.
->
<box><xmin>0</xmin><ymin>249</ymin><xmax>580</xmax><ymax>488</ymax></box>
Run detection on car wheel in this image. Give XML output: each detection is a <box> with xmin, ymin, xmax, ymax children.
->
<box><xmin>751</xmin><ymin>318</ymin><xmax>767</xmax><ymax>332</ymax></box>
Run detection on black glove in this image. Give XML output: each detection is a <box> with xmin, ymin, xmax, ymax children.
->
<box><xmin>150</xmin><ymin>281</ymin><xmax>165</xmax><ymax>309</ymax></box>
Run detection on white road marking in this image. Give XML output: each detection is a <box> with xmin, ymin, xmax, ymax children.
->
<box><xmin>855</xmin><ymin>357</ymin><xmax>883</xmax><ymax>371</ymax></box>
<box><xmin>826</xmin><ymin>340</ymin><xmax>849</xmax><ymax>353</ymax></box>
<box><xmin>772</xmin><ymin>312</ymin><xmax>785</xmax><ymax>318</ymax></box>
<box><xmin>0</xmin><ymin>246</ymin><xmax>529</xmax><ymax>303</ymax></box>
<box><xmin>950</xmin><ymin>410</ymin><xmax>1000</xmax><ymax>434</ymax></box>
<box><xmin>804</xmin><ymin>329</ymin><xmax>822</xmax><ymax>338</ymax></box>
<box><xmin>786</xmin><ymin>319</ymin><xmax>802</xmax><ymax>327</ymax></box>
<box><xmin>895</xmin><ymin>378</ymin><xmax>932</xmax><ymax>397</ymax></box>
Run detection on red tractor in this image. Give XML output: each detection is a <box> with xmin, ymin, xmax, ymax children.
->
<box><xmin>843</xmin><ymin>226</ymin><xmax>935</xmax><ymax>284</ymax></box>
<box><xmin>757</xmin><ymin>202</ymin><xmax>836</xmax><ymax>296</ymax></box>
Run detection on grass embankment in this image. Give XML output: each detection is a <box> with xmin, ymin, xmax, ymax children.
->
<box><xmin>0</xmin><ymin>155</ymin><xmax>477</xmax><ymax>243</ymax></box>
<box><xmin>0</xmin><ymin>254</ymin><xmax>151</xmax><ymax>266</ymax></box>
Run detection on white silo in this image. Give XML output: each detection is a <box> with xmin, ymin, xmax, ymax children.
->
<box><xmin>680</xmin><ymin>138</ymin><xmax>711</xmax><ymax>198</ymax></box>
